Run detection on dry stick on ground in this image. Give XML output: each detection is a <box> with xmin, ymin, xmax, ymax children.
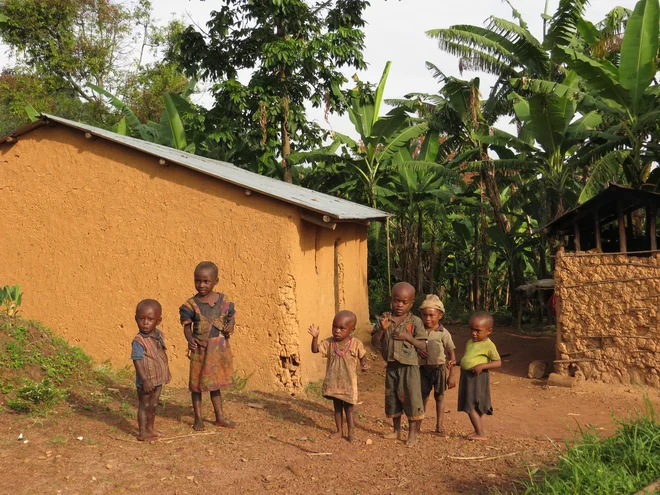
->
<box><xmin>447</xmin><ymin>452</ymin><xmax>519</xmax><ymax>461</ymax></box>
<box><xmin>633</xmin><ymin>478</ymin><xmax>660</xmax><ymax>495</ymax></box>
<box><xmin>156</xmin><ymin>431</ymin><xmax>221</xmax><ymax>442</ymax></box>
<box><xmin>307</xmin><ymin>452</ymin><xmax>333</xmax><ymax>456</ymax></box>
<box><xmin>553</xmin><ymin>358</ymin><xmax>596</xmax><ymax>363</ymax></box>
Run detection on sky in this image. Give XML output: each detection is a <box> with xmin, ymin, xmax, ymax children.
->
<box><xmin>0</xmin><ymin>0</ymin><xmax>633</xmax><ymax>138</ymax></box>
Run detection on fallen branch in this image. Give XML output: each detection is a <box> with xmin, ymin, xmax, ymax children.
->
<box><xmin>307</xmin><ymin>452</ymin><xmax>333</xmax><ymax>456</ymax></box>
<box><xmin>633</xmin><ymin>478</ymin><xmax>660</xmax><ymax>495</ymax></box>
<box><xmin>156</xmin><ymin>431</ymin><xmax>220</xmax><ymax>442</ymax></box>
<box><xmin>447</xmin><ymin>452</ymin><xmax>518</xmax><ymax>461</ymax></box>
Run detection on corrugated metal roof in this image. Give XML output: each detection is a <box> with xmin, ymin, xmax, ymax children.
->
<box><xmin>5</xmin><ymin>114</ymin><xmax>390</xmax><ymax>221</ymax></box>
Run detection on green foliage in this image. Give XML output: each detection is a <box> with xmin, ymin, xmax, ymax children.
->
<box><xmin>503</xmin><ymin>400</ymin><xmax>660</xmax><ymax>494</ymax></box>
<box><xmin>304</xmin><ymin>380</ymin><xmax>324</xmax><ymax>401</ymax></box>
<box><xmin>173</xmin><ymin>0</ymin><xmax>370</xmax><ymax>182</ymax></box>
<box><xmin>229</xmin><ymin>370</ymin><xmax>254</xmax><ymax>393</ymax></box>
<box><xmin>0</xmin><ymin>285</ymin><xmax>22</xmax><ymax>317</ymax></box>
<box><xmin>0</xmin><ymin>0</ymin><xmax>189</xmax><ymax>134</ymax></box>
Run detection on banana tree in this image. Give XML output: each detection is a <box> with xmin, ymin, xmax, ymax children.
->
<box><xmin>558</xmin><ymin>0</ymin><xmax>660</xmax><ymax>196</ymax></box>
<box><xmin>291</xmin><ymin>62</ymin><xmax>439</xmax><ymax>209</ymax></box>
<box><xmin>87</xmin><ymin>80</ymin><xmax>197</xmax><ymax>153</ymax></box>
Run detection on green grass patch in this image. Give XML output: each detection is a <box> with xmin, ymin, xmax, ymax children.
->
<box><xmin>304</xmin><ymin>380</ymin><xmax>324</xmax><ymax>400</ymax></box>
<box><xmin>502</xmin><ymin>399</ymin><xmax>660</xmax><ymax>495</ymax></box>
<box><xmin>0</xmin><ymin>314</ymin><xmax>130</xmax><ymax>415</ymax></box>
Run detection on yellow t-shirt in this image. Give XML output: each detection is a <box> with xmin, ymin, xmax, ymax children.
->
<box><xmin>460</xmin><ymin>338</ymin><xmax>500</xmax><ymax>370</ymax></box>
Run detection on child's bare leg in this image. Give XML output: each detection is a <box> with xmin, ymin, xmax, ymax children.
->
<box><xmin>146</xmin><ymin>386</ymin><xmax>164</xmax><ymax>437</ymax></box>
<box><xmin>419</xmin><ymin>396</ymin><xmax>430</xmax><ymax>432</ymax></box>
<box><xmin>192</xmin><ymin>391</ymin><xmax>205</xmax><ymax>431</ymax></box>
<box><xmin>344</xmin><ymin>403</ymin><xmax>356</xmax><ymax>442</ymax></box>
<box><xmin>406</xmin><ymin>419</ymin><xmax>420</xmax><ymax>446</ymax></box>
<box><xmin>136</xmin><ymin>388</ymin><xmax>152</xmax><ymax>441</ymax></box>
<box><xmin>467</xmin><ymin>409</ymin><xmax>487</xmax><ymax>440</ymax></box>
<box><xmin>210</xmin><ymin>390</ymin><xmax>236</xmax><ymax>428</ymax></box>
<box><xmin>330</xmin><ymin>399</ymin><xmax>343</xmax><ymax>439</ymax></box>
<box><xmin>383</xmin><ymin>415</ymin><xmax>403</xmax><ymax>440</ymax></box>
<box><xmin>435</xmin><ymin>394</ymin><xmax>446</xmax><ymax>434</ymax></box>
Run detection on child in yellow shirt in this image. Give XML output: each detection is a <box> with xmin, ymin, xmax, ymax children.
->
<box><xmin>456</xmin><ymin>311</ymin><xmax>501</xmax><ymax>441</ymax></box>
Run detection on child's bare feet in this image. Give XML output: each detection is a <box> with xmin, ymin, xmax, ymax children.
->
<box><xmin>329</xmin><ymin>431</ymin><xmax>343</xmax><ymax>439</ymax></box>
<box><xmin>137</xmin><ymin>432</ymin><xmax>154</xmax><ymax>442</ymax></box>
<box><xmin>383</xmin><ymin>431</ymin><xmax>402</xmax><ymax>440</ymax></box>
<box><xmin>193</xmin><ymin>419</ymin><xmax>205</xmax><ymax>431</ymax></box>
<box><xmin>435</xmin><ymin>426</ymin><xmax>446</xmax><ymax>436</ymax></box>
<box><xmin>347</xmin><ymin>433</ymin><xmax>356</xmax><ymax>442</ymax></box>
<box><xmin>468</xmin><ymin>434</ymin><xmax>488</xmax><ymax>441</ymax></box>
<box><xmin>213</xmin><ymin>417</ymin><xmax>237</xmax><ymax>428</ymax></box>
<box><xmin>147</xmin><ymin>429</ymin><xmax>165</xmax><ymax>438</ymax></box>
<box><xmin>405</xmin><ymin>436</ymin><xmax>418</xmax><ymax>446</ymax></box>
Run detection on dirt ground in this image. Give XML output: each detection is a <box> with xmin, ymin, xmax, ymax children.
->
<box><xmin>2</xmin><ymin>325</ymin><xmax>659</xmax><ymax>495</ymax></box>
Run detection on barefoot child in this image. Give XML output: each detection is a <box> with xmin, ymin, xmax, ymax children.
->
<box><xmin>131</xmin><ymin>299</ymin><xmax>171</xmax><ymax>441</ymax></box>
<box><xmin>457</xmin><ymin>311</ymin><xmax>501</xmax><ymax>441</ymax></box>
<box><xmin>180</xmin><ymin>261</ymin><xmax>236</xmax><ymax>431</ymax></box>
<box><xmin>371</xmin><ymin>282</ymin><xmax>427</xmax><ymax>446</ymax></box>
<box><xmin>417</xmin><ymin>295</ymin><xmax>457</xmax><ymax>435</ymax></box>
<box><xmin>309</xmin><ymin>310</ymin><xmax>368</xmax><ymax>441</ymax></box>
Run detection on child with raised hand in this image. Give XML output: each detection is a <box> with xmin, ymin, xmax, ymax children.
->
<box><xmin>371</xmin><ymin>282</ymin><xmax>427</xmax><ymax>446</ymax></box>
<box><xmin>131</xmin><ymin>299</ymin><xmax>171</xmax><ymax>441</ymax></box>
<box><xmin>309</xmin><ymin>310</ymin><xmax>368</xmax><ymax>442</ymax></box>
<box><xmin>180</xmin><ymin>261</ymin><xmax>236</xmax><ymax>431</ymax></box>
<box><xmin>417</xmin><ymin>294</ymin><xmax>457</xmax><ymax>435</ymax></box>
<box><xmin>457</xmin><ymin>311</ymin><xmax>501</xmax><ymax>441</ymax></box>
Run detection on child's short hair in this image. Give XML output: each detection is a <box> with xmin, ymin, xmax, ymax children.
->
<box><xmin>195</xmin><ymin>261</ymin><xmax>219</xmax><ymax>278</ymax></box>
<box><xmin>136</xmin><ymin>299</ymin><xmax>162</xmax><ymax>315</ymax></box>
<box><xmin>470</xmin><ymin>311</ymin><xmax>494</xmax><ymax>328</ymax></box>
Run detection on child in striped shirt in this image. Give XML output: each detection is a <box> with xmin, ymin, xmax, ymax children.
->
<box><xmin>131</xmin><ymin>299</ymin><xmax>171</xmax><ymax>441</ymax></box>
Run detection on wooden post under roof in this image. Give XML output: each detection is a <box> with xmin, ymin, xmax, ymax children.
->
<box><xmin>649</xmin><ymin>203</ymin><xmax>657</xmax><ymax>251</ymax></box>
<box><xmin>617</xmin><ymin>200</ymin><xmax>627</xmax><ymax>253</ymax></box>
<box><xmin>593</xmin><ymin>211</ymin><xmax>601</xmax><ymax>250</ymax></box>
<box><xmin>573</xmin><ymin>221</ymin><xmax>581</xmax><ymax>251</ymax></box>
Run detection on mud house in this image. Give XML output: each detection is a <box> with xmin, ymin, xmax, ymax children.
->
<box><xmin>544</xmin><ymin>184</ymin><xmax>660</xmax><ymax>387</ymax></box>
<box><xmin>0</xmin><ymin>115</ymin><xmax>389</xmax><ymax>391</ymax></box>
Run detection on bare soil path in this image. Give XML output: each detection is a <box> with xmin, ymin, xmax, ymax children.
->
<box><xmin>2</xmin><ymin>326</ymin><xmax>659</xmax><ymax>495</ymax></box>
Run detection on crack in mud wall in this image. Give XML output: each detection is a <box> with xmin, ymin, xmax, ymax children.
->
<box><xmin>555</xmin><ymin>252</ymin><xmax>660</xmax><ymax>387</ymax></box>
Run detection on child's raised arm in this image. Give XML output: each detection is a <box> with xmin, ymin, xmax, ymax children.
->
<box><xmin>308</xmin><ymin>324</ymin><xmax>320</xmax><ymax>353</ymax></box>
<box><xmin>371</xmin><ymin>312</ymin><xmax>391</xmax><ymax>347</ymax></box>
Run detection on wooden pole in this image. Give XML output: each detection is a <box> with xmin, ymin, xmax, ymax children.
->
<box><xmin>649</xmin><ymin>204</ymin><xmax>657</xmax><ymax>251</ymax></box>
<box><xmin>617</xmin><ymin>200</ymin><xmax>627</xmax><ymax>253</ymax></box>
<box><xmin>573</xmin><ymin>221</ymin><xmax>581</xmax><ymax>251</ymax></box>
<box><xmin>386</xmin><ymin>217</ymin><xmax>392</xmax><ymax>295</ymax></box>
<box><xmin>593</xmin><ymin>212</ymin><xmax>601</xmax><ymax>250</ymax></box>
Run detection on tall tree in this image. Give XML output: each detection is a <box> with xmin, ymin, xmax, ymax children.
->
<box><xmin>172</xmin><ymin>0</ymin><xmax>369</xmax><ymax>183</ymax></box>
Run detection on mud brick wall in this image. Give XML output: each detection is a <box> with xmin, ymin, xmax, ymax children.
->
<box><xmin>555</xmin><ymin>251</ymin><xmax>660</xmax><ymax>387</ymax></box>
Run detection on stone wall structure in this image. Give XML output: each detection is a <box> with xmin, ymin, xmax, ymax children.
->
<box><xmin>555</xmin><ymin>251</ymin><xmax>660</xmax><ymax>387</ymax></box>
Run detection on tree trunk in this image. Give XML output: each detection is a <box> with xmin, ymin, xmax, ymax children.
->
<box><xmin>473</xmin><ymin>212</ymin><xmax>480</xmax><ymax>310</ymax></box>
<box><xmin>480</xmin><ymin>163</ymin><xmax>511</xmax><ymax>234</ymax></box>
<box><xmin>416</xmin><ymin>208</ymin><xmax>424</xmax><ymax>295</ymax></box>
<box><xmin>280</xmin><ymin>111</ymin><xmax>292</xmax><ymax>183</ymax></box>
<box><xmin>429</xmin><ymin>231</ymin><xmax>436</xmax><ymax>294</ymax></box>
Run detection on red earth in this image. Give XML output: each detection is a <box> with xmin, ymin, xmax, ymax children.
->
<box><xmin>2</xmin><ymin>325</ymin><xmax>659</xmax><ymax>495</ymax></box>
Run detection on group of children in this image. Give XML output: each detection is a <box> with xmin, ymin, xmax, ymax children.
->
<box><xmin>312</xmin><ymin>281</ymin><xmax>501</xmax><ymax>445</ymax></box>
<box><xmin>130</xmin><ymin>263</ymin><xmax>501</xmax><ymax>445</ymax></box>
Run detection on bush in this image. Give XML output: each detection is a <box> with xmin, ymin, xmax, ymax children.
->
<box><xmin>506</xmin><ymin>399</ymin><xmax>660</xmax><ymax>495</ymax></box>
<box><xmin>6</xmin><ymin>378</ymin><xmax>63</xmax><ymax>413</ymax></box>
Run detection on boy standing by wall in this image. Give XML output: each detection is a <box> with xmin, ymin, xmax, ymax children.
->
<box><xmin>371</xmin><ymin>282</ymin><xmax>427</xmax><ymax>446</ymax></box>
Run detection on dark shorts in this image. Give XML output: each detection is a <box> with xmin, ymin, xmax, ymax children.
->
<box><xmin>385</xmin><ymin>363</ymin><xmax>424</xmax><ymax>421</ymax></box>
<box><xmin>420</xmin><ymin>365</ymin><xmax>447</xmax><ymax>400</ymax></box>
<box><xmin>457</xmin><ymin>368</ymin><xmax>493</xmax><ymax>416</ymax></box>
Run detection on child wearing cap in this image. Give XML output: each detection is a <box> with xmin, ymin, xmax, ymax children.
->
<box><xmin>417</xmin><ymin>294</ymin><xmax>457</xmax><ymax>435</ymax></box>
